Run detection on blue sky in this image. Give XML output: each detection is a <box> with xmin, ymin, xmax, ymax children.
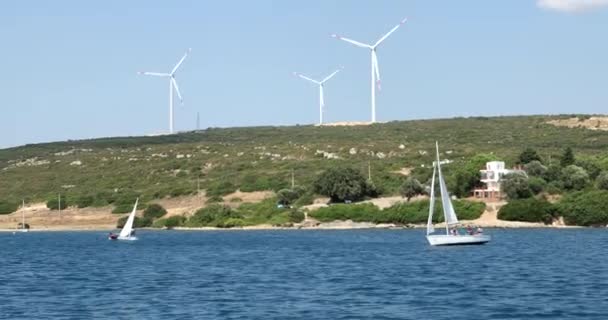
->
<box><xmin>2</xmin><ymin>0</ymin><xmax>607</xmax><ymax>148</ymax></box>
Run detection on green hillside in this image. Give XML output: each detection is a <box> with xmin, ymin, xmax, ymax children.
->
<box><xmin>2</xmin><ymin>114</ymin><xmax>608</xmax><ymax>211</ymax></box>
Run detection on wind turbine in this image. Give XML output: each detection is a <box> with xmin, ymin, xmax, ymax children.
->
<box><xmin>293</xmin><ymin>67</ymin><xmax>343</xmax><ymax>125</ymax></box>
<box><xmin>332</xmin><ymin>18</ymin><xmax>407</xmax><ymax>123</ymax></box>
<box><xmin>138</xmin><ymin>48</ymin><xmax>191</xmax><ymax>134</ymax></box>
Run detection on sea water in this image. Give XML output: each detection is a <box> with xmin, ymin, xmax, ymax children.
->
<box><xmin>1</xmin><ymin>229</ymin><xmax>606</xmax><ymax>319</ymax></box>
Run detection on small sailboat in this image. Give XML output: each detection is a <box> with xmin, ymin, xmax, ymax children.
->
<box><xmin>426</xmin><ymin>142</ymin><xmax>491</xmax><ymax>246</ymax></box>
<box><xmin>109</xmin><ymin>198</ymin><xmax>139</xmax><ymax>241</ymax></box>
<box><xmin>19</xmin><ymin>200</ymin><xmax>29</xmax><ymax>233</ymax></box>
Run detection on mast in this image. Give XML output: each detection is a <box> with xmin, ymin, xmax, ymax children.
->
<box><xmin>435</xmin><ymin>142</ymin><xmax>449</xmax><ymax>235</ymax></box>
<box><xmin>426</xmin><ymin>165</ymin><xmax>436</xmax><ymax>235</ymax></box>
<box><xmin>22</xmin><ymin>199</ymin><xmax>25</xmax><ymax>229</ymax></box>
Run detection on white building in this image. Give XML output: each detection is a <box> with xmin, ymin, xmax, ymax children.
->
<box><xmin>474</xmin><ymin>161</ymin><xmax>526</xmax><ymax>200</ymax></box>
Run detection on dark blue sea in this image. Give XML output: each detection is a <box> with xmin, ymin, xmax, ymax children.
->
<box><xmin>1</xmin><ymin>229</ymin><xmax>607</xmax><ymax>319</ymax></box>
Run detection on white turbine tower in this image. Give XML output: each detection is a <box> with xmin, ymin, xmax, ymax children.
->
<box><xmin>294</xmin><ymin>67</ymin><xmax>343</xmax><ymax>125</ymax></box>
<box><xmin>138</xmin><ymin>48</ymin><xmax>191</xmax><ymax>134</ymax></box>
<box><xmin>332</xmin><ymin>18</ymin><xmax>407</xmax><ymax>123</ymax></box>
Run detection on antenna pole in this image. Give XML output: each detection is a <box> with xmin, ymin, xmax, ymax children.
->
<box><xmin>58</xmin><ymin>194</ymin><xmax>61</xmax><ymax>219</ymax></box>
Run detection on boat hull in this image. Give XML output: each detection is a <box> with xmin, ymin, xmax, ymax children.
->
<box><xmin>117</xmin><ymin>236</ymin><xmax>138</xmax><ymax>241</ymax></box>
<box><xmin>426</xmin><ymin>234</ymin><xmax>491</xmax><ymax>246</ymax></box>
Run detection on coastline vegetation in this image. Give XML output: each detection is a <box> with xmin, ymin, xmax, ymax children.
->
<box><xmin>3</xmin><ymin>115</ymin><xmax>608</xmax><ymax>227</ymax></box>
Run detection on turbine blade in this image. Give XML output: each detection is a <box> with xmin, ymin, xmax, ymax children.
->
<box><xmin>172</xmin><ymin>78</ymin><xmax>183</xmax><ymax>104</ymax></box>
<box><xmin>374</xmin><ymin>18</ymin><xmax>407</xmax><ymax>48</ymax></box>
<box><xmin>372</xmin><ymin>51</ymin><xmax>381</xmax><ymax>91</ymax></box>
<box><xmin>320</xmin><ymin>67</ymin><xmax>343</xmax><ymax>84</ymax></box>
<box><xmin>171</xmin><ymin>48</ymin><xmax>191</xmax><ymax>75</ymax></box>
<box><xmin>331</xmin><ymin>34</ymin><xmax>372</xmax><ymax>49</ymax></box>
<box><xmin>138</xmin><ymin>72</ymin><xmax>170</xmax><ymax>77</ymax></box>
<box><xmin>294</xmin><ymin>72</ymin><xmax>320</xmax><ymax>84</ymax></box>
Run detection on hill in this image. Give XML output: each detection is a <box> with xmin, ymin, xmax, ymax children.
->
<box><xmin>2</xmin><ymin>114</ymin><xmax>608</xmax><ymax>210</ymax></box>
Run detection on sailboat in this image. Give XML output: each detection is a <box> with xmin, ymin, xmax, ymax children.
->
<box><xmin>19</xmin><ymin>200</ymin><xmax>29</xmax><ymax>233</ymax></box>
<box><xmin>426</xmin><ymin>142</ymin><xmax>491</xmax><ymax>246</ymax></box>
<box><xmin>109</xmin><ymin>198</ymin><xmax>139</xmax><ymax>241</ymax></box>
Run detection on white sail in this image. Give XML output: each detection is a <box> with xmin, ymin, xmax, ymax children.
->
<box><xmin>435</xmin><ymin>142</ymin><xmax>459</xmax><ymax>226</ymax></box>
<box><xmin>426</xmin><ymin>165</ymin><xmax>436</xmax><ymax>235</ymax></box>
<box><xmin>119</xmin><ymin>198</ymin><xmax>138</xmax><ymax>239</ymax></box>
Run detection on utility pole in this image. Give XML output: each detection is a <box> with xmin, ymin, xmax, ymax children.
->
<box><xmin>368</xmin><ymin>161</ymin><xmax>372</xmax><ymax>181</ymax></box>
<box><xmin>291</xmin><ymin>169</ymin><xmax>295</xmax><ymax>189</ymax></box>
<box><xmin>58</xmin><ymin>194</ymin><xmax>61</xmax><ymax>219</ymax></box>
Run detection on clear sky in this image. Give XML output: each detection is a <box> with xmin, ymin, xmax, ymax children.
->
<box><xmin>2</xmin><ymin>0</ymin><xmax>607</xmax><ymax>148</ymax></box>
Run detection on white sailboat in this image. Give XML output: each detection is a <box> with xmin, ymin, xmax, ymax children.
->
<box><xmin>19</xmin><ymin>200</ymin><xmax>28</xmax><ymax>232</ymax></box>
<box><xmin>110</xmin><ymin>198</ymin><xmax>139</xmax><ymax>241</ymax></box>
<box><xmin>426</xmin><ymin>142</ymin><xmax>491</xmax><ymax>246</ymax></box>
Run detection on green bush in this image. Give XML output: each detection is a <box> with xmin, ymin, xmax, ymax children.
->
<box><xmin>143</xmin><ymin>204</ymin><xmax>167</xmax><ymax>219</ymax></box>
<box><xmin>187</xmin><ymin>204</ymin><xmax>241</xmax><ymax>227</ymax></box>
<box><xmin>46</xmin><ymin>197</ymin><xmax>69</xmax><ymax>210</ymax></box>
<box><xmin>153</xmin><ymin>216</ymin><xmax>185</xmax><ymax>229</ymax></box>
<box><xmin>0</xmin><ymin>200</ymin><xmax>19</xmax><ymax>214</ymax></box>
<box><xmin>519</xmin><ymin>148</ymin><xmax>542</xmax><ymax>164</ymax></box>
<box><xmin>524</xmin><ymin>160</ymin><xmax>547</xmax><ymax>177</ymax></box>
<box><xmin>206</xmin><ymin>181</ymin><xmax>236</xmax><ymax>197</ymax></box>
<box><xmin>561</xmin><ymin>165</ymin><xmax>589</xmax><ymax>190</ymax></box>
<box><xmin>528</xmin><ymin>177</ymin><xmax>547</xmax><ymax>195</ymax></box>
<box><xmin>220</xmin><ymin>218</ymin><xmax>245</xmax><ymax>228</ymax></box>
<box><xmin>293</xmin><ymin>192</ymin><xmax>314</xmax><ymax>207</ymax></box>
<box><xmin>288</xmin><ymin>210</ymin><xmax>305</xmax><ymax>223</ymax></box>
<box><xmin>206</xmin><ymin>195</ymin><xmax>224</xmax><ymax>204</ymax></box>
<box><xmin>116</xmin><ymin>216</ymin><xmax>153</xmax><ymax>228</ymax></box>
<box><xmin>75</xmin><ymin>195</ymin><xmax>94</xmax><ymax>208</ymax></box>
<box><xmin>310</xmin><ymin>203</ymin><xmax>381</xmax><ymax>222</ymax></box>
<box><xmin>596</xmin><ymin>171</ymin><xmax>608</xmax><ymax>190</ymax></box>
<box><xmin>558</xmin><ymin>191</ymin><xmax>608</xmax><ymax>226</ymax></box>
<box><xmin>498</xmin><ymin>198</ymin><xmax>555</xmax><ymax>224</ymax></box>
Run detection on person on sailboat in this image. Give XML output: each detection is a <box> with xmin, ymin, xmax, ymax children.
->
<box><xmin>475</xmin><ymin>227</ymin><xmax>483</xmax><ymax>234</ymax></box>
<box><xmin>450</xmin><ymin>228</ymin><xmax>458</xmax><ymax>236</ymax></box>
<box><xmin>466</xmin><ymin>225</ymin><xmax>474</xmax><ymax>235</ymax></box>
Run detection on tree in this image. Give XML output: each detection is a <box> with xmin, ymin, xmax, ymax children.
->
<box><xmin>575</xmin><ymin>158</ymin><xmax>601</xmax><ymax>180</ymax></box>
<box><xmin>560</xmin><ymin>147</ymin><xmax>575</xmax><ymax>167</ymax></box>
<box><xmin>400</xmin><ymin>177</ymin><xmax>424</xmax><ymax>202</ymax></box>
<box><xmin>313</xmin><ymin>167</ymin><xmax>367</xmax><ymax>202</ymax></box>
<box><xmin>596</xmin><ymin>172</ymin><xmax>608</xmax><ymax>190</ymax></box>
<box><xmin>524</xmin><ymin>160</ymin><xmax>547</xmax><ymax>177</ymax></box>
<box><xmin>561</xmin><ymin>165</ymin><xmax>589</xmax><ymax>190</ymax></box>
<box><xmin>518</xmin><ymin>148</ymin><xmax>542</xmax><ymax>165</ymax></box>
<box><xmin>497</xmin><ymin>198</ymin><xmax>555</xmax><ymax>224</ymax></box>
<box><xmin>543</xmin><ymin>164</ymin><xmax>562</xmax><ymax>182</ymax></box>
<box><xmin>558</xmin><ymin>191</ymin><xmax>608</xmax><ymax>226</ymax></box>
<box><xmin>277</xmin><ymin>189</ymin><xmax>299</xmax><ymax>206</ymax></box>
<box><xmin>0</xmin><ymin>200</ymin><xmax>19</xmax><ymax>214</ymax></box>
<box><xmin>501</xmin><ymin>173</ymin><xmax>533</xmax><ymax>199</ymax></box>
<box><xmin>451</xmin><ymin>153</ymin><xmax>499</xmax><ymax>198</ymax></box>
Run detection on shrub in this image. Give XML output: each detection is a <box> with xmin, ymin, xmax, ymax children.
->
<box><xmin>498</xmin><ymin>198</ymin><xmax>555</xmax><ymax>224</ymax></box>
<box><xmin>46</xmin><ymin>197</ymin><xmax>69</xmax><ymax>210</ymax></box>
<box><xmin>74</xmin><ymin>195</ymin><xmax>94</xmax><ymax>208</ymax></box>
<box><xmin>400</xmin><ymin>177</ymin><xmax>424</xmax><ymax>201</ymax></box>
<box><xmin>143</xmin><ymin>204</ymin><xmax>167</xmax><ymax>219</ymax></box>
<box><xmin>596</xmin><ymin>171</ymin><xmax>608</xmax><ymax>190</ymax></box>
<box><xmin>501</xmin><ymin>173</ymin><xmax>533</xmax><ymax>199</ymax></box>
<box><xmin>561</xmin><ymin>165</ymin><xmax>589</xmax><ymax>190</ymax></box>
<box><xmin>220</xmin><ymin>218</ymin><xmax>245</xmax><ymax>228</ymax></box>
<box><xmin>557</xmin><ymin>191</ymin><xmax>608</xmax><ymax>226</ymax></box>
<box><xmin>116</xmin><ymin>216</ymin><xmax>153</xmax><ymax>228</ymax></box>
<box><xmin>0</xmin><ymin>200</ymin><xmax>19</xmax><ymax>214</ymax></box>
<box><xmin>153</xmin><ymin>216</ymin><xmax>185</xmax><ymax>229</ymax></box>
<box><xmin>206</xmin><ymin>181</ymin><xmax>236</xmax><ymax>197</ymax></box>
<box><xmin>310</xmin><ymin>203</ymin><xmax>381</xmax><ymax>222</ymax></box>
<box><xmin>187</xmin><ymin>205</ymin><xmax>241</xmax><ymax>227</ymax></box>
<box><xmin>293</xmin><ymin>192</ymin><xmax>314</xmax><ymax>207</ymax></box>
<box><xmin>528</xmin><ymin>177</ymin><xmax>547</xmax><ymax>195</ymax></box>
<box><xmin>288</xmin><ymin>210</ymin><xmax>305</xmax><ymax>223</ymax></box>
<box><xmin>313</xmin><ymin>167</ymin><xmax>368</xmax><ymax>202</ymax></box>
<box><xmin>206</xmin><ymin>195</ymin><xmax>224</xmax><ymax>204</ymax></box>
